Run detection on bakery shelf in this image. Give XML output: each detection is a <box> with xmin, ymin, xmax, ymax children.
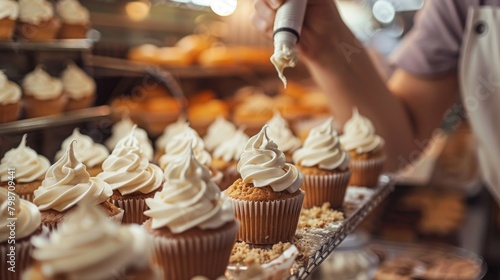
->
<box><xmin>0</xmin><ymin>39</ymin><xmax>93</xmax><ymax>51</ymax></box>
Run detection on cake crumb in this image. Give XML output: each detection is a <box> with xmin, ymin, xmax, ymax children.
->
<box><xmin>298</xmin><ymin>203</ymin><xmax>344</xmax><ymax>229</ymax></box>
<box><xmin>230</xmin><ymin>242</ymin><xmax>292</xmax><ymax>266</ymax></box>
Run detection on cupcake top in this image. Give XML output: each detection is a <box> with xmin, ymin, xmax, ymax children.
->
<box><xmin>0</xmin><ymin>188</ymin><xmax>41</xmax><ymax>242</ymax></box>
<box><xmin>0</xmin><ymin>134</ymin><xmax>50</xmax><ymax>183</ymax></box>
<box><xmin>98</xmin><ymin>127</ymin><xmax>163</xmax><ymax>196</ymax></box>
<box><xmin>54</xmin><ymin>128</ymin><xmax>109</xmax><ymax>168</ymax></box>
<box><xmin>266</xmin><ymin>111</ymin><xmax>301</xmax><ymax>153</ymax></box>
<box><xmin>237</xmin><ymin>126</ymin><xmax>303</xmax><ymax>193</ymax></box>
<box><xmin>213</xmin><ymin>128</ymin><xmax>249</xmax><ymax>163</ymax></box>
<box><xmin>30</xmin><ymin>202</ymin><xmax>156</xmax><ymax>280</ymax></box>
<box><xmin>158</xmin><ymin>124</ymin><xmax>212</xmax><ymax>170</ymax></box>
<box><xmin>293</xmin><ymin>117</ymin><xmax>350</xmax><ymax>171</ymax></box>
<box><xmin>0</xmin><ymin>0</ymin><xmax>19</xmax><ymax>20</ymax></box>
<box><xmin>155</xmin><ymin>116</ymin><xmax>186</xmax><ymax>150</ymax></box>
<box><xmin>61</xmin><ymin>63</ymin><xmax>96</xmax><ymax>99</ymax></box>
<box><xmin>145</xmin><ymin>146</ymin><xmax>235</xmax><ymax>233</ymax></box>
<box><xmin>56</xmin><ymin>0</ymin><xmax>89</xmax><ymax>25</ymax></box>
<box><xmin>203</xmin><ymin>116</ymin><xmax>237</xmax><ymax>152</ymax></box>
<box><xmin>18</xmin><ymin>0</ymin><xmax>54</xmax><ymax>25</ymax></box>
<box><xmin>0</xmin><ymin>71</ymin><xmax>21</xmax><ymax>105</ymax></box>
<box><xmin>105</xmin><ymin>117</ymin><xmax>153</xmax><ymax>161</ymax></box>
<box><xmin>33</xmin><ymin>141</ymin><xmax>113</xmax><ymax>212</ymax></box>
<box><xmin>339</xmin><ymin>108</ymin><xmax>384</xmax><ymax>155</ymax></box>
<box><xmin>22</xmin><ymin>66</ymin><xmax>63</xmax><ymax>101</ymax></box>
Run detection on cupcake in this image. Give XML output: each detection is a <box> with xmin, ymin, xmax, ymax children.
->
<box><xmin>212</xmin><ymin>128</ymin><xmax>248</xmax><ymax>191</ymax></box>
<box><xmin>23</xmin><ymin>202</ymin><xmax>161</xmax><ymax>280</ymax></box>
<box><xmin>340</xmin><ymin>108</ymin><xmax>385</xmax><ymax>187</ymax></box>
<box><xmin>203</xmin><ymin>116</ymin><xmax>237</xmax><ymax>152</ymax></box>
<box><xmin>128</xmin><ymin>44</ymin><xmax>160</xmax><ymax>64</ymax></box>
<box><xmin>0</xmin><ymin>0</ymin><xmax>18</xmax><ymax>40</ymax></box>
<box><xmin>54</xmin><ymin>128</ymin><xmax>109</xmax><ymax>176</ymax></box>
<box><xmin>293</xmin><ymin>117</ymin><xmax>351</xmax><ymax>209</ymax></box>
<box><xmin>266</xmin><ymin>111</ymin><xmax>302</xmax><ymax>161</ymax></box>
<box><xmin>105</xmin><ymin>116</ymin><xmax>154</xmax><ymax>161</ymax></box>
<box><xmin>33</xmin><ymin>141</ymin><xmax>121</xmax><ymax>230</ymax></box>
<box><xmin>17</xmin><ymin>0</ymin><xmax>60</xmax><ymax>41</ymax></box>
<box><xmin>0</xmin><ymin>134</ymin><xmax>50</xmax><ymax>202</ymax></box>
<box><xmin>61</xmin><ymin>62</ymin><xmax>96</xmax><ymax>111</ymax></box>
<box><xmin>154</xmin><ymin>115</ymin><xmax>186</xmax><ymax>162</ymax></box>
<box><xmin>56</xmin><ymin>0</ymin><xmax>89</xmax><ymax>39</ymax></box>
<box><xmin>1</xmin><ymin>189</ymin><xmax>42</xmax><ymax>280</ymax></box>
<box><xmin>144</xmin><ymin>146</ymin><xmax>239</xmax><ymax>280</ymax></box>
<box><xmin>188</xmin><ymin>99</ymin><xmax>229</xmax><ymax>136</ymax></box>
<box><xmin>0</xmin><ymin>71</ymin><xmax>21</xmax><ymax>123</ymax></box>
<box><xmin>225</xmin><ymin>126</ymin><xmax>304</xmax><ymax>245</ymax></box>
<box><xmin>98</xmin><ymin>126</ymin><xmax>163</xmax><ymax>224</ymax></box>
<box><xmin>22</xmin><ymin>66</ymin><xmax>66</xmax><ymax>118</ymax></box>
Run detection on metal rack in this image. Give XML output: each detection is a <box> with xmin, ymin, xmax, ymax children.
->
<box><xmin>0</xmin><ymin>39</ymin><xmax>93</xmax><ymax>51</ymax></box>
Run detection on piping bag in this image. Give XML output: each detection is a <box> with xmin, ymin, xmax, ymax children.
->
<box><xmin>270</xmin><ymin>0</ymin><xmax>308</xmax><ymax>88</ymax></box>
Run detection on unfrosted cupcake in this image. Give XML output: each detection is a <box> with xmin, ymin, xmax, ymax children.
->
<box><xmin>22</xmin><ymin>66</ymin><xmax>66</xmax><ymax>118</ymax></box>
<box><xmin>212</xmin><ymin>128</ymin><xmax>248</xmax><ymax>191</ymax></box>
<box><xmin>293</xmin><ymin>117</ymin><xmax>351</xmax><ymax>209</ymax></box>
<box><xmin>105</xmin><ymin>116</ymin><xmax>154</xmax><ymax>162</ymax></box>
<box><xmin>56</xmin><ymin>0</ymin><xmax>89</xmax><ymax>39</ymax></box>
<box><xmin>154</xmin><ymin>115</ymin><xmax>186</xmax><ymax>162</ymax></box>
<box><xmin>203</xmin><ymin>116</ymin><xmax>237</xmax><ymax>152</ymax></box>
<box><xmin>54</xmin><ymin>128</ymin><xmax>109</xmax><ymax>176</ymax></box>
<box><xmin>0</xmin><ymin>134</ymin><xmax>50</xmax><ymax>202</ymax></box>
<box><xmin>340</xmin><ymin>108</ymin><xmax>385</xmax><ymax>187</ymax></box>
<box><xmin>0</xmin><ymin>71</ymin><xmax>21</xmax><ymax>123</ymax></box>
<box><xmin>33</xmin><ymin>141</ymin><xmax>121</xmax><ymax>230</ymax></box>
<box><xmin>17</xmin><ymin>0</ymin><xmax>60</xmax><ymax>41</ymax></box>
<box><xmin>144</xmin><ymin>146</ymin><xmax>239</xmax><ymax>280</ymax></box>
<box><xmin>98</xmin><ymin>127</ymin><xmax>163</xmax><ymax>224</ymax></box>
<box><xmin>188</xmin><ymin>99</ymin><xmax>229</xmax><ymax>136</ymax></box>
<box><xmin>61</xmin><ymin>62</ymin><xmax>96</xmax><ymax>111</ymax></box>
<box><xmin>225</xmin><ymin>126</ymin><xmax>304</xmax><ymax>245</ymax></box>
<box><xmin>266</xmin><ymin>111</ymin><xmax>302</xmax><ymax>161</ymax></box>
<box><xmin>1</xmin><ymin>189</ymin><xmax>42</xmax><ymax>280</ymax></box>
<box><xmin>0</xmin><ymin>0</ymin><xmax>18</xmax><ymax>40</ymax></box>
<box><xmin>23</xmin><ymin>202</ymin><xmax>161</xmax><ymax>280</ymax></box>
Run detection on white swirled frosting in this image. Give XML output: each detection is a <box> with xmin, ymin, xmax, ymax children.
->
<box><xmin>22</xmin><ymin>66</ymin><xmax>63</xmax><ymax>100</ymax></box>
<box><xmin>266</xmin><ymin>111</ymin><xmax>301</xmax><ymax>153</ymax></box>
<box><xmin>145</xmin><ymin>147</ymin><xmax>235</xmax><ymax>233</ymax></box>
<box><xmin>0</xmin><ymin>188</ymin><xmax>41</xmax><ymax>242</ymax></box>
<box><xmin>0</xmin><ymin>134</ymin><xmax>50</xmax><ymax>183</ymax></box>
<box><xmin>56</xmin><ymin>0</ymin><xmax>89</xmax><ymax>24</ymax></box>
<box><xmin>213</xmin><ymin>129</ymin><xmax>248</xmax><ymax>162</ymax></box>
<box><xmin>0</xmin><ymin>0</ymin><xmax>18</xmax><ymax>21</ymax></box>
<box><xmin>19</xmin><ymin>0</ymin><xmax>54</xmax><ymax>24</ymax></box>
<box><xmin>33</xmin><ymin>141</ymin><xmax>113</xmax><ymax>212</ymax></box>
<box><xmin>61</xmin><ymin>63</ymin><xmax>95</xmax><ymax>99</ymax></box>
<box><xmin>237</xmin><ymin>126</ymin><xmax>303</xmax><ymax>193</ymax></box>
<box><xmin>30</xmin><ymin>202</ymin><xmax>156</xmax><ymax>280</ymax></box>
<box><xmin>55</xmin><ymin>128</ymin><xmax>109</xmax><ymax>168</ymax></box>
<box><xmin>204</xmin><ymin>116</ymin><xmax>237</xmax><ymax>152</ymax></box>
<box><xmin>98</xmin><ymin>127</ymin><xmax>163</xmax><ymax>196</ymax></box>
<box><xmin>155</xmin><ymin>116</ymin><xmax>186</xmax><ymax>150</ymax></box>
<box><xmin>293</xmin><ymin>117</ymin><xmax>350</xmax><ymax>170</ymax></box>
<box><xmin>339</xmin><ymin>108</ymin><xmax>384</xmax><ymax>154</ymax></box>
<box><xmin>0</xmin><ymin>71</ymin><xmax>21</xmax><ymax>105</ymax></box>
<box><xmin>105</xmin><ymin>117</ymin><xmax>153</xmax><ymax>161</ymax></box>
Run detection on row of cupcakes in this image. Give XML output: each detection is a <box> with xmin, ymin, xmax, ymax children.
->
<box><xmin>0</xmin><ymin>0</ymin><xmax>90</xmax><ymax>41</ymax></box>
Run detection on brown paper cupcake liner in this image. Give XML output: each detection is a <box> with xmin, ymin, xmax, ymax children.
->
<box><xmin>0</xmin><ymin>239</ymin><xmax>33</xmax><ymax>280</ymax></box>
<box><xmin>0</xmin><ymin>102</ymin><xmax>20</xmax><ymax>123</ymax></box>
<box><xmin>111</xmin><ymin>197</ymin><xmax>149</xmax><ymax>224</ymax></box>
<box><xmin>230</xmin><ymin>191</ymin><xmax>304</xmax><ymax>245</ymax></box>
<box><xmin>349</xmin><ymin>156</ymin><xmax>386</xmax><ymax>188</ymax></box>
<box><xmin>302</xmin><ymin>170</ymin><xmax>351</xmax><ymax>209</ymax></box>
<box><xmin>152</xmin><ymin>221</ymin><xmax>239</xmax><ymax>280</ymax></box>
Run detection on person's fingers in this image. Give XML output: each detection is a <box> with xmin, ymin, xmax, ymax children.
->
<box><xmin>263</xmin><ymin>0</ymin><xmax>285</xmax><ymax>9</ymax></box>
<box><xmin>253</xmin><ymin>0</ymin><xmax>277</xmax><ymax>23</ymax></box>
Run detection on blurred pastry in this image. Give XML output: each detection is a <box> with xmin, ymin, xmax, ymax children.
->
<box><xmin>157</xmin><ymin>47</ymin><xmax>193</xmax><ymax>66</ymax></box>
<box><xmin>188</xmin><ymin>99</ymin><xmax>229</xmax><ymax>136</ymax></box>
<box><xmin>175</xmin><ymin>34</ymin><xmax>215</xmax><ymax>58</ymax></box>
<box><xmin>0</xmin><ymin>0</ymin><xmax>18</xmax><ymax>40</ymax></box>
<box><xmin>22</xmin><ymin>66</ymin><xmax>66</xmax><ymax>118</ymax></box>
<box><xmin>299</xmin><ymin>89</ymin><xmax>330</xmax><ymax>116</ymax></box>
<box><xmin>140</xmin><ymin>96</ymin><xmax>181</xmax><ymax>135</ymax></box>
<box><xmin>105</xmin><ymin>116</ymin><xmax>154</xmax><ymax>162</ymax></box>
<box><xmin>204</xmin><ymin>116</ymin><xmax>237</xmax><ymax>152</ymax></box>
<box><xmin>198</xmin><ymin>46</ymin><xmax>235</xmax><ymax>66</ymax></box>
<box><xmin>188</xmin><ymin>89</ymin><xmax>216</xmax><ymax>105</ymax></box>
<box><xmin>273</xmin><ymin>95</ymin><xmax>310</xmax><ymax>124</ymax></box>
<box><xmin>61</xmin><ymin>62</ymin><xmax>96</xmax><ymax>111</ymax></box>
<box><xmin>232</xmin><ymin>93</ymin><xmax>274</xmax><ymax>136</ymax></box>
<box><xmin>0</xmin><ymin>71</ymin><xmax>21</xmax><ymax>123</ymax></box>
<box><xmin>56</xmin><ymin>0</ymin><xmax>89</xmax><ymax>39</ymax></box>
<box><xmin>17</xmin><ymin>0</ymin><xmax>60</xmax><ymax>41</ymax></box>
<box><xmin>128</xmin><ymin>44</ymin><xmax>160</xmax><ymax>64</ymax></box>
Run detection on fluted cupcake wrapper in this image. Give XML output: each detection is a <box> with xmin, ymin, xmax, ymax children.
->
<box><xmin>0</xmin><ymin>102</ymin><xmax>20</xmax><ymax>123</ymax></box>
<box><xmin>18</xmin><ymin>193</ymin><xmax>34</xmax><ymax>203</ymax></box>
<box><xmin>349</xmin><ymin>156</ymin><xmax>386</xmax><ymax>188</ymax></box>
<box><xmin>230</xmin><ymin>191</ymin><xmax>304</xmax><ymax>245</ymax></box>
<box><xmin>152</xmin><ymin>221</ymin><xmax>239</xmax><ymax>280</ymax></box>
<box><xmin>1</xmin><ymin>239</ymin><xmax>32</xmax><ymax>280</ymax></box>
<box><xmin>111</xmin><ymin>197</ymin><xmax>150</xmax><ymax>224</ymax></box>
<box><xmin>302</xmin><ymin>170</ymin><xmax>352</xmax><ymax>209</ymax></box>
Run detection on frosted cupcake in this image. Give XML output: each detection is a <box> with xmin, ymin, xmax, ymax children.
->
<box><xmin>23</xmin><ymin>202</ymin><xmax>161</xmax><ymax>280</ymax></box>
<box><xmin>340</xmin><ymin>108</ymin><xmax>385</xmax><ymax>187</ymax></box>
<box><xmin>33</xmin><ymin>141</ymin><xmax>121</xmax><ymax>230</ymax></box>
<box><xmin>293</xmin><ymin>117</ymin><xmax>351</xmax><ymax>209</ymax></box>
<box><xmin>0</xmin><ymin>71</ymin><xmax>21</xmax><ymax>123</ymax></box>
<box><xmin>56</xmin><ymin>0</ymin><xmax>89</xmax><ymax>39</ymax></box>
<box><xmin>17</xmin><ymin>0</ymin><xmax>60</xmax><ymax>41</ymax></box>
<box><xmin>203</xmin><ymin>116</ymin><xmax>237</xmax><ymax>152</ymax></box>
<box><xmin>105</xmin><ymin>116</ymin><xmax>154</xmax><ymax>162</ymax></box>
<box><xmin>61</xmin><ymin>63</ymin><xmax>96</xmax><ymax>111</ymax></box>
<box><xmin>225</xmin><ymin>126</ymin><xmax>304</xmax><ymax>245</ymax></box>
<box><xmin>266</xmin><ymin>111</ymin><xmax>302</xmax><ymax>161</ymax></box>
<box><xmin>98</xmin><ymin>127</ymin><xmax>163</xmax><ymax>224</ymax></box>
<box><xmin>144</xmin><ymin>146</ymin><xmax>239</xmax><ymax>280</ymax></box>
<box><xmin>0</xmin><ymin>0</ymin><xmax>18</xmax><ymax>40</ymax></box>
<box><xmin>0</xmin><ymin>134</ymin><xmax>50</xmax><ymax>202</ymax></box>
<box><xmin>154</xmin><ymin>115</ymin><xmax>186</xmax><ymax>162</ymax></box>
<box><xmin>54</xmin><ymin>128</ymin><xmax>109</xmax><ymax>176</ymax></box>
<box><xmin>0</xmin><ymin>189</ymin><xmax>42</xmax><ymax>280</ymax></box>
<box><xmin>22</xmin><ymin>66</ymin><xmax>66</xmax><ymax>118</ymax></box>
<box><xmin>212</xmin><ymin>128</ymin><xmax>248</xmax><ymax>191</ymax></box>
